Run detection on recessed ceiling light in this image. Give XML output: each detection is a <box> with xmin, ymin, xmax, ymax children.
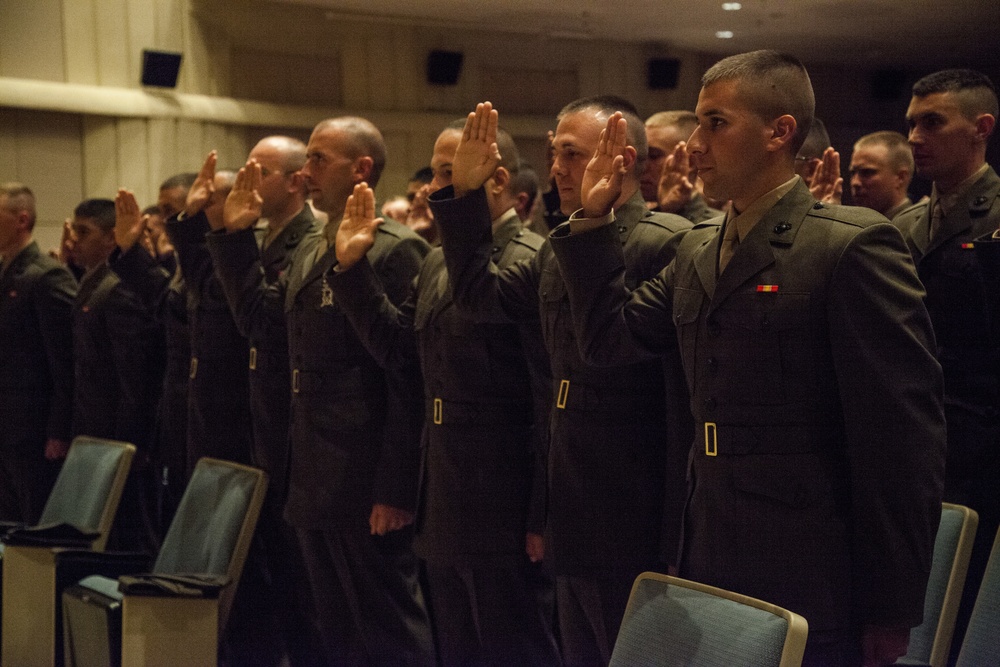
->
<box><xmin>722</xmin><ymin>2</ymin><xmax>742</xmax><ymax>10</ymax></box>
<box><xmin>716</xmin><ymin>30</ymin><xmax>734</xmax><ymax>38</ymax></box>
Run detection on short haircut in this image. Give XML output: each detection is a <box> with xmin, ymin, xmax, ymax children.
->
<box><xmin>912</xmin><ymin>69</ymin><xmax>999</xmax><ymax>120</ymax></box>
<box><xmin>142</xmin><ymin>204</ymin><xmax>162</xmax><ymax>217</ymax></box>
<box><xmin>558</xmin><ymin>95</ymin><xmax>648</xmax><ymax>169</ymax></box>
<box><xmin>437</xmin><ymin>121</ymin><xmax>521</xmax><ymax>175</ymax></box>
<box><xmin>798</xmin><ymin>117</ymin><xmax>830</xmax><ymax>160</ymax></box>
<box><xmin>265</xmin><ymin>135</ymin><xmax>308</xmax><ymax>172</ymax></box>
<box><xmin>159</xmin><ymin>172</ymin><xmax>197</xmax><ymax>192</ymax></box>
<box><xmin>315</xmin><ymin>117</ymin><xmax>387</xmax><ymax>187</ymax></box>
<box><xmin>0</xmin><ymin>182</ymin><xmax>36</xmax><ymax>229</ymax></box>
<box><xmin>645</xmin><ymin>110</ymin><xmax>698</xmax><ymax>136</ymax></box>
<box><xmin>854</xmin><ymin>130</ymin><xmax>915</xmax><ymax>173</ymax></box>
<box><xmin>74</xmin><ymin>198</ymin><xmax>116</xmax><ymax>232</ymax></box>
<box><xmin>410</xmin><ymin>166</ymin><xmax>434</xmax><ymax>184</ymax></box>
<box><xmin>702</xmin><ymin>50</ymin><xmax>815</xmax><ymax>154</ymax></box>
<box><xmin>512</xmin><ymin>164</ymin><xmax>539</xmax><ymax>203</ymax></box>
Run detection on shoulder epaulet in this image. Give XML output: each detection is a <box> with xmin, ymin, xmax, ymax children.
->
<box><xmin>511</xmin><ymin>228</ymin><xmax>544</xmax><ymax>251</ymax></box>
<box><xmin>805</xmin><ymin>201</ymin><xmax>885</xmax><ymax>230</ymax></box>
<box><xmin>375</xmin><ymin>218</ymin><xmax>421</xmax><ymax>242</ymax></box>
<box><xmin>641</xmin><ymin>210</ymin><xmax>695</xmax><ymax>233</ymax></box>
<box><xmin>692</xmin><ymin>217</ymin><xmax>723</xmax><ymax>230</ymax></box>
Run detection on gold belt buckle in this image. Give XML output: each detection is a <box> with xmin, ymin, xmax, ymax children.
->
<box><xmin>705</xmin><ymin>422</ymin><xmax>718</xmax><ymax>457</ymax></box>
<box><xmin>433</xmin><ymin>398</ymin><xmax>443</xmax><ymax>425</ymax></box>
<box><xmin>249</xmin><ymin>346</ymin><xmax>257</xmax><ymax>371</ymax></box>
<box><xmin>189</xmin><ymin>357</ymin><xmax>198</xmax><ymax>380</ymax></box>
<box><xmin>556</xmin><ymin>380</ymin><xmax>570</xmax><ymax>409</ymax></box>
<box><xmin>292</xmin><ymin>369</ymin><xmax>300</xmax><ymax>394</ymax></box>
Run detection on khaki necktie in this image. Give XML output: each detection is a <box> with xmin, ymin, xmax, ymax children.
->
<box><xmin>929</xmin><ymin>201</ymin><xmax>944</xmax><ymax>242</ymax></box>
<box><xmin>718</xmin><ymin>222</ymin><xmax>740</xmax><ymax>273</ymax></box>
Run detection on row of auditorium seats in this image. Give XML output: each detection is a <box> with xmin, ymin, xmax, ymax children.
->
<box><xmin>2</xmin><ymin>436</ymin><xmax>998</xmax><ymax>667</ymax></box>
<box><xmin>0</xmin><ymin>436</ymin><xmax>267</xmax><ymax>667</ymax></box>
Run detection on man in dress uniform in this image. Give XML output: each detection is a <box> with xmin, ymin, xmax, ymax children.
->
<box><xmin>429</xmin><ymin>98</ymin><xmax>692</xmax><ymax>666</ymax></box>
<box><xmin>208</xmin><ymin>116</ymin><xmax>435</xmax><ymax>666</ymax></box>
<box><xmin>548</xmin><ymin>51</ymin><xmax>945</xmax><ymax>667</ymax></box>
<box><xmin>894</xmin><ymin>68</ymin><xmax>1000</xmax><ymax>662</ymax></box>
<box><xmin>0</xmin><ymin>183</ymin><xmax>75</xmax><ymax>522</ymax></box>
<box><xmin>330</xmin><ymin>122</ymin><xmax>560</xmax><ymax>665</ymax></box>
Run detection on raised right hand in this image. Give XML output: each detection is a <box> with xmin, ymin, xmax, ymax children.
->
<box><xmin>452</xmin><ymin>102</ymin><xmax>501</xmax><ymax>198</ymax></box>
<box><xmin>336</xmin><ymin>182</ymin><xmax>383</xmax><ymax>270</ymax></box>
<box><xmin>223</xmin><ymin>159</ymin><xmax>263</xmax><ymax>232</ymax></box>
<box><xmin>184</xmin><ymin>150</ymin><xmax>218</xmax><ymax>217</ymax></box>
<box><xmin>114</xmin><ymin>189</ymin><xmax>147</xmax><ymax>252</ymax></box>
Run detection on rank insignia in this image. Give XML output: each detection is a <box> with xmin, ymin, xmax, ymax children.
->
<box><xmin>320</xmin><ymin>276</ymin><xmax>334</xmax><ymax>308</ymax></box>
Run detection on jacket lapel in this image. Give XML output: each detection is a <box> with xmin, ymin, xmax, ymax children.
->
<box><xmin>708</xmin><ymin>182</ymin><xmax>813</xmax><ymax>313</ymax></box>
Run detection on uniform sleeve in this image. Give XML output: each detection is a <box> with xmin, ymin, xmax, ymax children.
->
<box><xmin>432</xmin><ymin>186</ymin><xmax>542</xmax><ymax>324</ymax></box>
<box><xmin>369</xmin><ymin>236</ymin><xmax>429</xmax><ymax>511</ymax></box>
<box><xmin>828</xmin><ymin>222</ymin><xmax>946</xmax><ymax>627</ymax></box>
<box><xmin>549</xmin><ymin>220</ymin><xmax>676</xmax><ymax>367</ymax></box>
<box><xmin>35</xmin><ymin>266</ymin><xmax>77</xmax><ymax>441</ymax></box>
<box><xmin>206</xmin><ymin>227</ymin><xmax>287</xmax><ymax>345</ymax></box>
<box><xmin>107</xmin><ymin>285</ymin><xmax>160</xmax><ymax>449</ymax></box>
<box><xmin>110</xmin><ymin>245</ymin><xmax>174</xmax><ymax>320</ymax></box>
<box><xmin>328</xmin><ymin>256</ymin><xmax>419</xmax><ymax>371</ymax></box>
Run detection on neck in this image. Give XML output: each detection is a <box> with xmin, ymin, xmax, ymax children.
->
<box><xmin>731</xmin><ymin>165</ymin><xmax>795</xmax><ymax>213</ymax></box>
<box><xmin>936</xmin><ymin>157</ymin><xmax>986</xmax><ymax>195</ymax></box>
<box><xmin>267</xmin><ymin>200</ymin><xmax>307</xmax><ymax>235</ymax></box>
<box><xmin>0</xmin><ymin>234</ymin><xmax>32</xmax><ymax>260</ymax></box>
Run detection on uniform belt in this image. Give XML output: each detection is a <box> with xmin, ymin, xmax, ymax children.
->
<box><xmin>700</xmin><ymin>422</ymin><xmax>832</xmax><ymax>457</ymax></box>
<box><xmin>248</xmin><ymin>346</ymin><xmax>287</xmax><ymax>373</ymax></box>
<box><xmin>427</xmin><ymin>398</ymin><xmax>531</xmax><ymax>425</ymax></box>
<box><xmin>554</xmin><ymin>378</ymin><xmax>662</xmax><ymax>413</ymax></box>
<box><xmin>291</xmin><ymin>369</ymin><xmax>325</xmax><ymax>394</ymax></box>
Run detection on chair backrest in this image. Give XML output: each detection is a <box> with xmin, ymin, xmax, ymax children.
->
<box><xmin>610</xmin><ymin>572</ymin><xmax>809</xmax><ymax>667</ymax></box>
<box><xmin>153</xmin><ymin>457</ymin><xmax>267</xmax><ymax>629</ymax></box>
<box><xmin>38</xmin><ymin>436</ymin><xmax>136</xmax><ymax>551</ymax></box>
<box><xmin>956</xmin><ymin>526</ymin><xmax>1000</xmax><ymax>667</ymax></box>
<box><xmin>899</xmin><ymin>502</ymin><xmax>978</xmax><ymax>667</ymax></box>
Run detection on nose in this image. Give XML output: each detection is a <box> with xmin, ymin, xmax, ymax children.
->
<box><xmin>850</xmin><ymin>172</ymin><xmax>862</xmax><ymax>187</ymax></box>
<box><xmin>907</xmin><ymin>126</ymin><xmax>921</xmax><ymax>146</ymax></box>
<box><xmin>687</xmin><ymin>126</ymin><xmax>704</xmax><ymax>155</ymax></box>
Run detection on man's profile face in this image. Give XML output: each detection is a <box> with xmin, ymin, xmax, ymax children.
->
<box><xmin>688</xmin><ymin>80</ymin><xmax>771</xmax><ymax>207</ymax></box>
<box><xmin>550</xmin><ymin>110</ymin><xmax>603</xmax><ymax>215</ymax></box>
<box><xmin>69</xmin><ymin>216</ymin><xmax>115</xmax><ymax>271</ymax></box>
<box><xmin>157</xmin><ymin>186</ymin><xmax>187</xmax><ymax>220</ymax></box>
<box><xmin>641</xmin><ymin>124</ymin><xmax>690</xmax><ymax>201</ymax></box>
<box><xmin>849</xmin><ymin>144</ymin><xmax>905</xmax><ymax>215</ymax></box>
<box><xmin>249</xmin><ymin>140</ymin><xmax>297</xmax><ymax>220</ymax></box>
<box><xmin>429</xmin><ymin>130</ymin><xmax>462</xmax><ymax>193</ymax></box>
<box><xmin>906</xmin><ymin>91</ymin><xmax>980</xmax><ymax>183</ymax></box>
<box><xmin>301</xmin><ymin>126</ymin><xmax>359</xmax><ymax>215</ymax></box>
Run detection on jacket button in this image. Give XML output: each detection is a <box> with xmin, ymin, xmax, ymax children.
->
<box><xmin>813</xmin><ymin>202</ymin><xmax>824</xmax><ymax>210</ymax></box>
<box><xmin>974</xmin><ymin>196</ymin><xmax>988</xmax><ymax>206</ymax></box>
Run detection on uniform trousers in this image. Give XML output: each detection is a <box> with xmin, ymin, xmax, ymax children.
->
<box><xmin>555</xmin><ymin>569</ymin><xmax>643</xmax><ymax>667</ymax></box>
<box><xmin>296</xmin><ymin>526</ymin><xmax>436</xmax><ymax>666</ymax></box>
<box><xmin>424</xmin><ymin>559</ymin><xmax>561</xmax><ymax>666</ymax></box>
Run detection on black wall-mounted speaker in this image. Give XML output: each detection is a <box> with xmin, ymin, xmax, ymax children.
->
<box><xmin>427</xmin><ymin>50</ymin><xmax>464</xmax><ymax>86</ymax></box>
<box><xmin>141</xmin><ymin>49</ymin><xmax>183</xmax><ymax>88</ymax></box>
<box><xmin>647</xmin><ymin>58</ymin><xmax>681</xmax><ymax>90</ymax></box>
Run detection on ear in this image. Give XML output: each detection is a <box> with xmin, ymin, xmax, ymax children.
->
<box><xmin>975</xmin><ymin>113</ymin><xmax>996</xmax><ymax>142</ymax></box>
<box><xmin>767</xmin><ymin>114</ymin><xmax>798</xmax><ymax>152</ymax></box>
<box><xmin>490</xmin><ymin>167</ymin><xmax>510</xmax><ymax>194</ymax></box>
<box><xmin>354</xmin><ymin>156</ymin><xmax>374</xmax><ymax>183</ymax></box>
<box><xmin>287</xmin><ymin>170</ymin><xmax>306</xmax><ymax>193</ymax></box>
<box><xmin>621</xmin><ymin>145</ymin><xmax>638</xmax><ymax>173</ymax></box>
